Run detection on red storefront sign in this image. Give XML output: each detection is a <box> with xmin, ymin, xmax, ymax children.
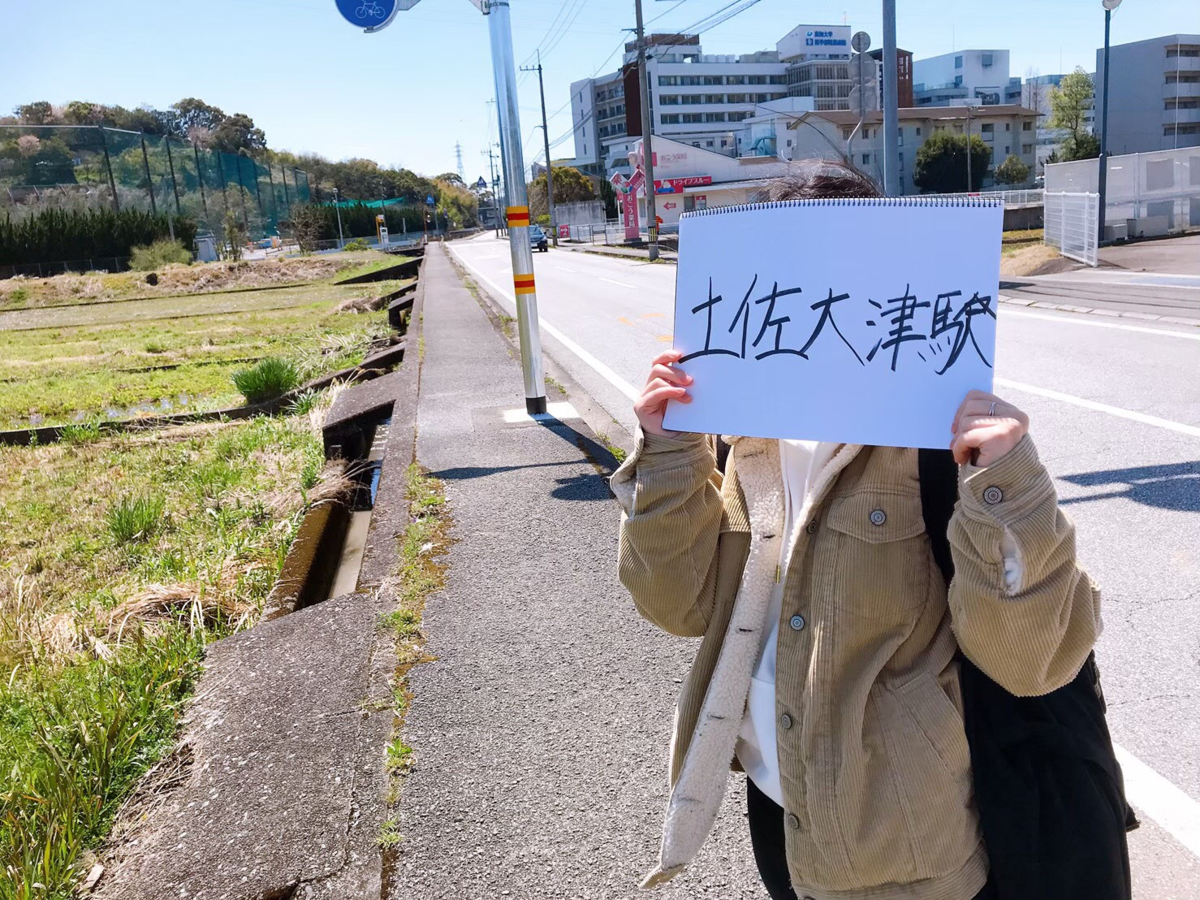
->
<box><xmin>653</xmin><ymin>175</ymin><xmax>713</xmax><ymax>194</ymax></box>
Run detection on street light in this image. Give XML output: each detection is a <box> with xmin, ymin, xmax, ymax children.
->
<box><xmin>1097</xmin><ymin>0</ymin><xmax>1122</xmax><ymax>245</ymax></box>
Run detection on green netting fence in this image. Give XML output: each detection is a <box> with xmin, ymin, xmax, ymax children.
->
<box><xmin>0</xmin><ymin>125</ymin><xmax>311</xmax><ymax>241</ymax></box>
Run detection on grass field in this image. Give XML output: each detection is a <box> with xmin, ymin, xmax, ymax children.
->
<box><xmin>0</xmin><ymin>253</ymin><xmax>403</xmax><ymax>897</ymax></box>
<box><xmin>0</xmin><ymin>413</ymin><xmax>343</xmax><ymax>898</ymax></box>
<box><xmin>0</xmin><ymin>261</ymin><xmax>408</xmax><ymax>430</ymax></box>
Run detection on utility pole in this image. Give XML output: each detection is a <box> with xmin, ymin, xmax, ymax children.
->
<box><xmin>484</xmin><ymin>145</ymin><xmax>501</xmax><ymax>237</ymax></box>
<box><xmin>332</xmin><ymin>187</ymin><xmax>345</xmax><ymax>247</ymax></box>
<box><xmin>1097</xmin><ymin>0</ymin><xmax>1122</xmax><ymax>244</ymax></box>
<box><xmin>522</xmin><ymin>50</ymin><xmax>558</xmax><ymax>247</ymax></box>
<box><xmin>634</xmin><ymin>0</ymin><xmax>659</xmax><ymax>260</ymax></box>
<box><xmin>881</xmin><ymin>0</ymin><xmax>901</xmax><ymax>196</ymax></box>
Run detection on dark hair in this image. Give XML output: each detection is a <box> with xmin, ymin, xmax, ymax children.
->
<box><xmin>760</xmin><ymin>159</ymin><xmax>881</xmax><ymax>202</ymax></box>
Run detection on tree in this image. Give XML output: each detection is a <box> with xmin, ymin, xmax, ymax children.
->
<box><xmin>599</xmin><ymin>177</ymin><xmax>618</xmax><ymax>220</ymax></box>
<box><xmin>527</xmin><ymin>165</ymin><xmax>596</xmax><ymax>218</ymax></box>
<box><xmin>913</xmin><ymin>130</ymin><xmax>991</xmax><ymax>193</ymax></box>
<box><xmin>15</xmin><ymin>101</ymin><xmax>54</xmax><ymax>125</ymax></box>
<box><xmin>435</xmin><ymin>172</ymin><xmax>465</xmax><ymax>187</ymax></box>
<box><xmin>1047</xmin><ymin>68</ymin><xmax>1096</xmax><ymax>160</ymax></box>
<box><xmin>1022</xmin><ymin>67</ymin><xmax>1043</xmax><ymax>119</ymax></box>
<box><xmin>994</xmin><ymin>154</ymin><xmax>1031</xmax><ymax>186</ymax></box>
<box><xmin>170</xmin><ymin>98</ymin><xmax>227</xmax><ymax>137</ymax></box>
<box><xmin>212</xmin><ymin>113</ymin><xmax>267</xmax><ymax>153</ymax></box>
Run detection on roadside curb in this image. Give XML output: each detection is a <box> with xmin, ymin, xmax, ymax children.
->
<box><xmin>998</xmin><ymin>294</ymin><xmax>1200</xmax><ymax>328</ymax></box>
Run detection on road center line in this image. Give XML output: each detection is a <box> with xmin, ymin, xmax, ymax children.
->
<box><xmin>453</xmin><ymin>242</ymin><xmax>1200</xmax><ymax>859</ymax></box>
<box><xmin>1000</xmin><ymin>306</ymin><xmax>1200</xmax><ymax>341</ymax></box>
<box><xmin>995</xmin><ymin>378</ymin><xmax>1200</xmax><ymax>439</ymax></box>
<box><xmin>600</xmin><ymin>276</ymin><xmax>636</xmax><ymax>288</ymax></box>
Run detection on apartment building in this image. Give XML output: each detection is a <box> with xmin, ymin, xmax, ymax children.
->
<box><xmin>1095</xmin><ymin>33</ymin><xmax>1200</xmax><ymax>153</ymax></box>
<box><xmin>913</xmin><ymin>49</ymin><xmax>1022</xmax><ymax>107</ymax></box>
<box><xmin>781</xmin><ymin>105</ymin><xmax>1039</xmax><ymax>193</ymax></box>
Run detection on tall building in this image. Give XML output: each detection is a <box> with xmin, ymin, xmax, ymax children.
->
<box><xmin>1095</xmin><ymin>34</ymin><xmax>1200</xmax><ymax>153</ymax></box>
<box><xmin>569</xmin><ymin>25</ymin><xmax>856</xmax><ymax>176</ymax></box>
<box><xmin>913</xmin><ymin>50</ymin><xmax>1021</xmax><ymax>107</ymax></box>
<box><xmin>868</xmin><ymin>48</ymin><xmax>914</xmax><ymax>108</ymax></box>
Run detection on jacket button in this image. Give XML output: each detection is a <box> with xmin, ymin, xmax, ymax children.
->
<box><xmin>805</xmin><ymin>520</ymin><xmax>818</xmax><ymax>534</ymax></box>
<box><xmin>869</xmin><ymin>508</ymin><xmax>886</xmax><ymax>526</ymax></box>
<box><xmin>786</xmin><ymin>813</ymin><xmax>801</xmax><ymax>830</ymax></box>
<box><xmin>789</xmin><ymin>614</ymin><xmax>806</xmax><ymax>631</ymax></box>
<box><xmin>983</xmin><ymin>485</ymin><xmax>1004</xmax><ymax>504</ymax></box>
<box><xmin>780</xmin><ymin>713</ymin><xmax>793</xmax><ymax>730</ymax></box>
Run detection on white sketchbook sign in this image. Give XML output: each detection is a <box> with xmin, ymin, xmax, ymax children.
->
<box><xmin>662</xmin><ymin>197</ymin><xmax>1004</xmax><ymax>448</ymax></box>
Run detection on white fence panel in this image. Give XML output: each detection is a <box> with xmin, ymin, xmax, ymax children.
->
<box><xmin>1043</xmin><ymin>192</ymin><xmax>1099</xmax><ymax>266</ymax></box>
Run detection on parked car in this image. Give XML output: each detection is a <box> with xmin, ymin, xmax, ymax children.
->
<box><xmin>528</xmin><ymin>224</ymin><xmax>549</xmax><ymax>252</ymax></box>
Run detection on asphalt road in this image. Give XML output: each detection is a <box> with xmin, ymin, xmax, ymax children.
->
<box><xmin>450</xmin><ymin>232</ymin><xmax>1200</xmax><ymax>899</ymax></box>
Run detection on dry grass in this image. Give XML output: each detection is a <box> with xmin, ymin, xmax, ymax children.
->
<box><xmin>0</xmin><ymin>252</ymin><xmax>391</xmax><ymax>311</ymax></box>
<box><xmin>1000</xmin><ymin>243</ymin><xmax>1062</xmax><ymax>276</ymax></box>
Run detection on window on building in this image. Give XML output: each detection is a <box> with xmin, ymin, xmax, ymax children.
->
<box><xmin>1164</xmin><ymin>123</ymin><xmax>1200</xmax><ymax>136</ymax></box>
<box><xmin>658</xmin><ymin>76</ymin><xmax>678</xmax><ymax>86</ymax></box>
<box><xmin>703</xmin><ymin>94</ymin><xmax>723</xmax><ymax>104</ymax></box>
<box><xmin>981</xmin><ymin>123</ymin><xmax>994</xmax><ymax>134</ymax></box>
<box><xmin>862</xmin><ymin>153</ymin><xmax>870</xmax><ymax>164</ymax></box>
<box><xmin>1022</xmin><ymin>120</ymin><xmax>1032</xmax><ymax>131</ymax></box>
<box><xmin>703</xmin><ymin>75</ymin><xmax>724</xmax><ymax>85</ymax></box>
<box><xmin>915</xmin><ymin>126</ymin><xmax>922</xmax><ymax>135</ymax></box>
<box><xmin>1004</xmin><ymin>122</ymin><xmax>1010</xmax><ymax>131</ymax></box>
<box><xmin>1166</xmin><ymin>45</ymin><xmax>1200</xmax><ymax>58</ymax></box>
<box><xmin>955</xmin><ymin>55</ymin><xmax>963</xmax><ymax>68</ymax></box>
<box><xmin>1022</xmin><ymin>143</ymin><xmax>1033</xmax><ymax>154</ymax></box>
<box><xmin>954</xmin><ymin>75</ymin><xmax>963</xmax><ymax>87</ymax></box>
<box><xmin>704</xmin><ymin>113</ymin><xmax>727</xmax><ymax>122</ymax></box>
<box><xmin>660</xmin><ymin>95</ymin><xmax>679</xmax><ymax>105</ymax></box>
<box><xmin>1004</xmin><ymin>145</ymin><xmax>1010</xmax><ymax>154</ymax></box>
<box><xmin>982</xmin><ymin>53</ymin><xmax>993</xmax><ymax>67</ymax></box>
<box><xmin>728</xmin><ymin>111</ymin><xmax>749</xmax><ymax>122</ymax></box>
<box><xmin>1166</xmin><ymin>71</ymin><xmax>1200</xmax><ymax>83</ymax></box>
<box><xmin>727</xmin><ymin>75</ymin><xmax>746</xmax><ymax>85</ymax></box>
<box><xmin>727</xmin><ymin>93</ymin><xmax>747</xmax><ymax>103</ymax></box>
<box><xmin>680</xmin><ymin>75</ymin><xmax>702</xmax><ymax>86</ymax></box>
<box><xmin>1166</xmin><ymin>98</ymin><xmax>1200</xmax><ymax>110</ymax></box>
<box><xmin>769</xmin><ymin>75</ymin><xmax>788</xmax><ymax>84</ymax></box>
<box><xmin>706</xmin><ymin>140</ymin><xmax>714</xmax><ymax>147</ymax></box>
<box><xmin>842</xmin><ymin>126</ymin><xmax>854</xmax><ymax>140</ymax></box>
<box><xmin>682</xmin><ymin>95</ymin><xmax>704</xmax><ymax>105</ymax></box>
<box><xmin>661</xmin><ymin>114</ymin><xmax>681</xmax><ymax>124</ymax></box>
<box><xmin>749</xmin><ymin>75</ymin><xmax>768</xmax><ymax>85</ymax></box>
<box><xmin>682</xmin><ymin>113</ymin><xmax>703</xmax><ymax>123</ymax></box>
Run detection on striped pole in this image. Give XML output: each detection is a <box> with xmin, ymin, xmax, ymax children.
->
<box><xmin>488</xmin><ymin>0</ymin><xmax>547</xmax><ymax>414</ymax></box>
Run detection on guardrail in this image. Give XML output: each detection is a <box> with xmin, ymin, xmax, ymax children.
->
<box><xmin>921</xmin><ymin>189</ymin><xmax>1044</xmax><ymax>206</ymax></box>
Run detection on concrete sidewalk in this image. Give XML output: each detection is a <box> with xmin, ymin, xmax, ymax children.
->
<box><xmin>387</xmin><ymin>245</ymin><xmax>762</xmax><ymax>898</ymax></box>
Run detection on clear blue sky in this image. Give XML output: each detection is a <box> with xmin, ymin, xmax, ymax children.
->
<box><xmin>3</xmin><ymin>0</ymin><xmax>1197</xmax><ymax>181</ymax></box>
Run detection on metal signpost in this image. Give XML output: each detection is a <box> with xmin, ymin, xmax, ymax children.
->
<box><xmin>1097</xmin><ymin>0</ymin><xmax>1123</xmax><ymax>244</ymax></box>
<box><xmin>346</xmin><ymin>0</ymin><xmax>546</xmax><ymax>413</ymax></box>
<box><xmin>881</xmin><ymin>0</ymin><xmax>900</xmax><ymax>196</ymax></box>
<box><xmin>846</xmin><ymin>32</ymin><xmax>874</xmax><ymax>161</ymax></box>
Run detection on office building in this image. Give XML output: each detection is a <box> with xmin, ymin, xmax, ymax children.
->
<box><xmin>913</xmin><ymin>50</ymin><xmax>1022</xmax><ymax>107</ymax></box>
<box><xmin>1095</xmin><ymin>34</ymin><xmax>1200</xmax><ymax>153</ymax></box>
<box><xmin>568</xmin><ymin>25</ymin><xmax>854</xmax><ymax>176</ymax></box>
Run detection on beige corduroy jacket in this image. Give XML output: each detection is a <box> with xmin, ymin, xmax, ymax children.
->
<box><xmin>611</xmin><ymin>429</ymin><xmax>1101</xmax><ymax>900</ymax></box>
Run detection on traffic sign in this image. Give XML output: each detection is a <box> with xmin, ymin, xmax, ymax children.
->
<box><xmin>849</xmin><ymin>53</ymin><xmax>876</xmax><ymax>89</ymax></box>
<box><xmin>474</xmin><ymin>176</ymin><xmax>488</xmax><ymax>190</ymax></box>
<box><xmin>334</xmin><ymin>0</ymin><xmax>401</xmax><ymax>32</ymax></box>
<box><xmin>848</xmin><ymin>85</ymin><xmax>878</xmax><ymax>113</ymax></box>
<box><xmin>851</xmin><ymin>30</ymin><xmax>871</xmax><ymax>53</ymax></box>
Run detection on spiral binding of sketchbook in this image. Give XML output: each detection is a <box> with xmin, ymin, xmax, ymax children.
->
<box><xmin>681</xmin><ymin>196</ymin><xmax>1005</xmax><ymax>218</ymax></box>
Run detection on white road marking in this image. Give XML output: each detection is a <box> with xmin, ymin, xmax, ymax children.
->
<box><xmin>456</xmin><ymin>258</ymin><xmax>640</xmax><ymax>402</ymax></box>
<box><xmin>1001</xmin><ymin>307</ymin><xmax>1200</xmax><ymax>341</ymax></box>
<box><xmin>600</xmin><ymin>276</ymin><xmax>636</xmax><ymax>288</ymax></box>
<box><xmin>1114</xmin><ymin>744</ymin><xmax>1200</xmax><ymax>859</ymax></box>
<box><xmin>454</xmin><ymin>243</ymin><xmax>1200</xmax><ymax>859</ymax></box>
<box><xmin>996</xmin><ymin>378</ymin><xmax>1200</xmax><ymax>439</ymax></box>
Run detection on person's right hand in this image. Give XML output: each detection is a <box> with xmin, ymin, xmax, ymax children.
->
<box><xmin>633</xmin><ymin>349</ymin><xmax>693</xmax><ymax>437</ymax></box>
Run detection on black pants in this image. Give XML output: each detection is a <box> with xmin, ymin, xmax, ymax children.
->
<box><xmin>747</xmin><ymin>778</ymin><xmax>997</xmax><ymax>900</ymax></box>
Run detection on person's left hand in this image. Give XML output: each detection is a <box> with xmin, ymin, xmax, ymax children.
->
<box><xmin>950</xmin><ymin>389</ymin><xmax>1029</xmax><ymax>467</ymax></box>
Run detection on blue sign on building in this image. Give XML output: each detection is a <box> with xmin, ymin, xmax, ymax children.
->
<box><xmin>334</xmin><ymin>0</ymin><xmax>398</xmax><ymax>30</ymax></box>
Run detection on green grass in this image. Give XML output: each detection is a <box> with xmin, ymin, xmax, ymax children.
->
<box><xmin>0</xmin><ymin>414</ymin><xmax>328</xmax><ymax>897</ymax></box>
<box><xmin>231</xmin><ymin>357</ymin><xmax>300</xmax><ymax>404</ymax></box>
<box><xmin>376</xmin><ymin>816</ymin><xmax>403</xmax><ymax>848</ymax></box>
<box><xmin>105</xmin><ymin>494</ymin><xmax>165</xmax><ymax>544</ymax></box>
<box><xmin>0</xmin><ymin>284</ymin><xmax>398</xmax><ymax>429</ymax></box>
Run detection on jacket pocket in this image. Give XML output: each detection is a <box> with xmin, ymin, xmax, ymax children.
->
<box><xmin>879</xmin><ymin>673</ymin><xmax>980</xmax><ymax>878</ymax></box>
<box><xmin>822</xmin><ymin>492</ymin><xmax>930</xmax><ymax>622</ymax></box>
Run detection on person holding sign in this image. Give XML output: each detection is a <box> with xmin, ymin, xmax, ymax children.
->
<box><xmin>612</xmin><ymin>162</ymin><xmax>1129</xmax><ymax>900</ymax></box>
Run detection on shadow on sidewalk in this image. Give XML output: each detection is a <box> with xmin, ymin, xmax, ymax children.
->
<box><xmin>430</xmin><ymin>418</ymin><xmax>620</xmax><ymax>503</ymax></box>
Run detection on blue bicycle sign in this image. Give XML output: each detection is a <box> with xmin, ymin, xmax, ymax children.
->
<box><xmin>334</xmin><ymin>0</ymin><xmax>399</xmax><ymax>31</ymax></box>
